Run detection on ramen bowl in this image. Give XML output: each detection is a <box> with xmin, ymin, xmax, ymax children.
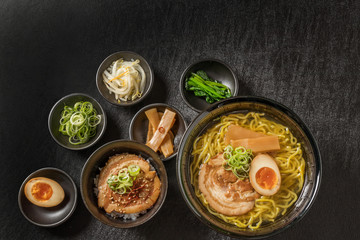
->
<box><xmin>176</xmin><ymin>96</ymin><xmax>321</xmax><ymax>238</ymax></box>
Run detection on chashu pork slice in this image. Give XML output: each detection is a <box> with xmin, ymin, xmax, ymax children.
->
<box><xmin>198</xmin><ymin>153</ymin><xmax>260</xmax><ymax>216</ymax></box>
<box><xmin>97</xmin><ymin>153</ymin><xmax>161</xmax><ymax>214</ymax></box>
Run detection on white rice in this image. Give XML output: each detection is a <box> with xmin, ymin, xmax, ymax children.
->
<box><xmin>93</xmin><ymin>174</ymin><xmax>99</xmax><ymax>197</ymax></box>
<box><xmin>109</xmin><ymin>210</ymin><xmax>148</xmax><ymax>220</ymax></box>
<box><xmin>146</xmin><ymin>158</ymin><xmax>156</xmax><ymax>171</ymax></box>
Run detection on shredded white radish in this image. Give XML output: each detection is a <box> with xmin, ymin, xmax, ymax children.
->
<box><xmin>102</xmin><ymin>59</ymin><xmax>146</xmax><ymax>102</ymax></box>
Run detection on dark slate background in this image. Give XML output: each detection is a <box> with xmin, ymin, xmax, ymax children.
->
<box><xmin>1</xmin><ymin>0</ymin><xmax>359</xmax><ymax>239</ymax></box>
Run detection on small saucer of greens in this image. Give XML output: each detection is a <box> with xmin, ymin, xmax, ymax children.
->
<box><xmin>185</xmin><ymin>70</ymin><xmax>232</xmax><ymax>104</ymax></box>
<box><xmin>180</xmin><ymin>59</ymin><xmax>238</xmax><ymax>112</ymax></box>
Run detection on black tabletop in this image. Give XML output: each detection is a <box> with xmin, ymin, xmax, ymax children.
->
<box><xmin>1</xmin><ymin>0</ymin><xmax>359</xmax><ymax>239</ymax></box>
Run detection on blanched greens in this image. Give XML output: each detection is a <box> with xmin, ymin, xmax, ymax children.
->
<box><xmin>185</xmin><ymin>70</ymin><xmax>232</xmax><ymax>103</ymax></box>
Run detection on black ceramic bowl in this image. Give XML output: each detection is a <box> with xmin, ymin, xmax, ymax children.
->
<box><xmin>80</xmin><ymin>140</ymin><xmax>168</xmax><ymax>228</ymax></box>
<box><xmin>96</xmin><ymin>51</ymin><xmax>154</xmax><ymax>106</ymax></box>
<box><xmin>180</xmin><ymin>59</ymin><xmax>238</xmax><ymax>112</ymax></box>
<box><xmin>177</xmin><ymin>96</ymin><xmax>322</xmax><ymax>238</ymax></box>
<box><xmin>129</xmin><ymin>103</ymin><xmax>188</xmax><ymax>161</ymax></box>
<box><xmin>18</xmin><ymin>167</ymin><xmax>77</xmax><ymax>227</ymax></box>
<box><xmin>48</xmin><ymin>93</ymin><xmax>107</xmax><ymax>150</ymax></box>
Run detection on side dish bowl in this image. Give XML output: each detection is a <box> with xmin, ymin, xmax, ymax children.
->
<box><xmin>18</xmin><ymin>167</ymin><xmax>78</xmax><ymax>227</ymax></box>
<box><xmin>96</xmin><ymin>51</ymin><xmax>154</xmax><ymax>106</ymax></box>
<box><xmin>179</xmin><ymin>59</ymin><xmax>238</xmax><ymax>112</ymax></box>
<box><xmin>129</xmin><ymin>103</ymin><xmax>188</xmax><ymax>161</ymax></box>
<box><xmin>48</xmin><ymin>93</ymin><xmax>107</xmax><ymax>150</ymax></box>
<box><xmin>80</xmin><ymin>140</ymin><xmax>168</xmax><ymax>228</ymax></box>
<box><xmin>176</xmin><ymin>96</ymin><xmax>321</xmax><ymax>238</ymax></box>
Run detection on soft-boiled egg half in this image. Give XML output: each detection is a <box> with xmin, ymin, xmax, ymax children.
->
<box><xmin>249</xmin><ymin>154</ymin><xmax>281</xmax><ymax>196</ymax></box>
<box><xmin>24</xmin><ymin>177</ymin><xmax>65</xmax><ymax>207</ymax></box>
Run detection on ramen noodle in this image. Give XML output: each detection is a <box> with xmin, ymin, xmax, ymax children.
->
<box><xmin>190</xmin><ymin>112</ymin><xmax>305</xmax><ymax>229</ymax></box>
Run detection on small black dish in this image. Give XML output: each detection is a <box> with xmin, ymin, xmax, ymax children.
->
<box><xmin>129</xmin><ymin>103</ymin><xmax>188</xmax><ymax>161</ymax></box>
<box><xmin>96</xmin><ymin>51</ymin><xmax>154</xmax><ymax>106</ymax></box>
<box><xmin>18</xmin><ymin>167</ymin><xmax>78</xmax><ymax>227</ymax></box>
<box><xmin>48</xmin><ymin>93</ymin><xmax>107</xmax><ymax>150</ymax></box>
<box><xmin>180</xmin><ymin>59</ymin><xmax>238</xmax><ymax>112</ymax></box>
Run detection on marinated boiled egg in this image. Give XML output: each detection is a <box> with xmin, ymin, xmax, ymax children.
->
<box><xmin>249</xmin><ymin>154</ymin><xmax>281</xmax><ymax>196</ymax></box>
<box><xmin>24</xmin><ymin>177</ymin><xmax>65</xmax><ymax>207</ymax></box>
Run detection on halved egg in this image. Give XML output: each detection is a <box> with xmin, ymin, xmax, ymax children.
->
<box><xmin>249</xmin><ymin>154</ymin><xmax>281</xmax><ymax>196</ymax></box>
<box><xmin>24</xmin><ymin>177</ymin><xmax>65</xmax><ymax>207</ymax></box>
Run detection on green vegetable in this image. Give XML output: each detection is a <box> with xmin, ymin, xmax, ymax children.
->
<box><xmin>58</xmin><ymin>101</ymin><xmax>101</xmax><ymax>145</ymax></box>
<box><xmin>128</xmin><ymin>165</ymin><xmax>140</xmax><ymax>176</ymax></box>
<box><xmin>107</xmin><ymin>165</ymin><xmax>141</xmax><ymax>194</ymax></box>
<box><xmin>223</xmin><ymin>145</ymin><xmax>253</xmax><ymax>180</ymax></box>
<box><xmin>185</xmin><ymin>70</ymin><xmax>232</xmax><ymax>103</ymax></box>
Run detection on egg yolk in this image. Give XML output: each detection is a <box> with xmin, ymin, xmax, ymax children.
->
<box><xmin>255</xmin><ymin>167</ymin><xmax>277</xmax><ymax>189</ymax></box>
<box><xmin>31</xmin><ymin>182</ymin><xmax>53</xmax><ymax>201</ymax></box>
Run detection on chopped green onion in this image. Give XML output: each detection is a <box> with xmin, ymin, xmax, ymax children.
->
<box><xmin>118</xmin><ymin>173</ymin><xmax>130</xmax><ymax>182</ymax></box>
<box><xmin>117</xmin><ymin>186</ymin><xmax>127</xmax><ymax>194</ymax></box>
<box><xmin>80</xmin><ymin>101</ymin><xmax>93</xmax><ymax>114</ymax></box>
<box><xmin>128</xmin><ymin>165</ymin><xmax>140</xmax><ymax>176</ymax></box>
<box><xmin>107</xmin><ymin>165</ymin><xmax>141</xmax><ymax>194</ymax></box>
<box><xmin>223</xmin><ymin>145</ymin><xmax>253</xmax><ymax>180</ymax></box>
<box><xmin>58</xmin><ymin>101</ymin><xmax>101</xmax><ymax>145</ymax></box>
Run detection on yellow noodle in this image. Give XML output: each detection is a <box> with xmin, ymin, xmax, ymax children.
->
<box><xmin>190</xmin><ymin>112</ymin><xmax>305</xmax><ymax>229</ymax></box>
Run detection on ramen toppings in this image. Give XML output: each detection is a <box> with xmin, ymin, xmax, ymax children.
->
<box><xmin>192</xmin><ymin>112</ymin><xmax>305</xmax><ymax>229</ymax></box>
<box><xmin>199</xmin><ymin>153</ymin><xmax>260</xmax><ymax>216</ymax></box>
<box><xmin>97</xmin><ymin>153</ymin><xmax>161</xmax><ymax>214</ymax></box>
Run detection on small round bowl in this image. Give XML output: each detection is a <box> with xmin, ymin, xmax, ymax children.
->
<box><xmin>129</xmin><ymin>103</ymin><xmax>188</xmax><ymax>161</ymax></box>
<box><xmin>18</xmin><ymin>167</ymin><xmax>78</xmax><ymax>227</ymax></box>
<box><xmin>177</xmin><ymin>96</ymin><xmax>322</xmax><ymax>238</ymax></box>
<box><xmin>96</xmin><ymin>51</ymin><xmax>154</xmax><ymax>106</ymax></box>
<box><xmin>180</xmin><ymin>59</ymin><xmax>238</xmax><ymax>112</ymax></box>
<box><xmin>80</xmin><ymin>140</ymin><xmax>168</xmax><ymax>228</ymax></box>
<box><xmin>48</xmin><ymin>93</ymin><xmax>107</xmax><ymax>150</ymax></box>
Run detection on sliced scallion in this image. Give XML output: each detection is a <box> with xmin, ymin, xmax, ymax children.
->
<box><xmin>223</xmin><ymin>145</ymin><xmax>253</xmax><ymax>180</ymax></box>
<box><xmin>107</xmin><ymin>165</ymin><xmax>141</xmax><ymax>194</ymax></box>
<box><xmin>128</xmin><ymin>165</ymin><xmax>140</xmax><ymax>176</ymax></box>
<box><xmin>58</xmin><ymin>101</ymin><xmax>101</xmax><ymax>145</ymax></box>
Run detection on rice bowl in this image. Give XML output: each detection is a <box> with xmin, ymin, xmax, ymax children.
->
<box><xmin>81</xmin><ymin>140</ymin><xmax>168</xmax><ymax>228</ymax></box>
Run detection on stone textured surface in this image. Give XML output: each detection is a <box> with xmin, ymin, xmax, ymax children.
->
<box><xmin>1</xmin><ymin>0</ymin><xmax>359</xmax><ymax>239</ymax></box>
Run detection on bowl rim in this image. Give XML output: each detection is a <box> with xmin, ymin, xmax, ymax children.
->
<box><xmin>80</xmin><ymin>139</ymin><xmax>168</xmax><ymax>228</ymax></box>
<box><xmin>179</xmin><ymin>58</ymin><xmax>239</xmax><ymax>112</ymax></box>
<box><xmin>18</xmin><ymin>167</ymin><xmax>78</xmax><ymax>227</ymax></box>
<box><xmin>129</xmin><ymin>102</ymin><xmax>188</xmax><ymax>161</ymax></box>
<box><xmin>96</xmin><ymin>51</ymin><xmax>154</xmax><ymax>106</ymax></box>
<box><xmin>176</xmin><ymin>96</ymin><xmax>322</xmax><ymax>239</ymax></box>
<box><xmin>48</xmin><ymin>92</ymin><xmax>107</xmax><ymax>150</ymax></box>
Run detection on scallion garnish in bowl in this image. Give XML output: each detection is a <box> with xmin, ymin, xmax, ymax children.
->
<box><xmin>58</xmin><ymin>101</ymin><xmax>101</xmax><ymax>145</ymax></box>
<box><xmin>223</xmin><ymin>145</ymin><xmax>253</xmax><ymax>180</ymax></box>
